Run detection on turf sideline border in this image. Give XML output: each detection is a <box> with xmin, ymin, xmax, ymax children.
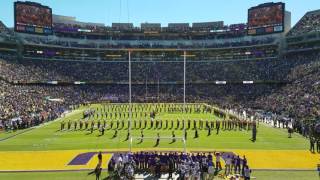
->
<box><xmin>0</xmin><ymin>168</ymin><xmax>317</xmax><ymax>173</ymax></box>
<box><xmin>0</xmin><ymin>110</ymin><xmax>79</xmax><ymax>142</ymax></box>
<box><xmin>0</xmin><ymin>128</ymin><xmax>35</xmax><ymax>142</ymax></box>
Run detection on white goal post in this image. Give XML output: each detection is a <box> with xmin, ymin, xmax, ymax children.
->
<box><xmin>127</xmin><ymin>50</ymin><xmax>189</xmax><ymax>153</ymax></box>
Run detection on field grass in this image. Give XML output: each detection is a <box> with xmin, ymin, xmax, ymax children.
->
<box><xmin>0</xmin><ymin>103</ymin><xmax>316</xmax><ymax>179</ymax></box>
<box><xmin>0</xmin><ymin>170</ymin><xmax>318</xmax><ymax>180</ymax></box>
<box><xmin>0</xmin><ymin>128</ymin><xmax>34</xmax><ymax>140</ymax></box>
<box><xmin>0</xmin><ymin>103</ymin><xmax>309</xmax><ymax>151</ymax></box>
<box><xmin>0</xmin><ymin>171</ymin><xmax>109</xmax><ymax>180</ymax></box>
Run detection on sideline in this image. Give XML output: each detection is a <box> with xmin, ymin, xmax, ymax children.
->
<box><xmin>0</xmin><ymin>128</ymin><xmax>35</xmax><ymax>142</ymax></box>
<box><xmin>0</xmin><ymin>109</ymin><xmax>82</xmax><ymax>142</ymax></box>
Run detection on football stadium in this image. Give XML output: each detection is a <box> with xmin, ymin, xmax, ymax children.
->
<box><xmin>0</xmin><ymin>0</ymin><xmax>320</xmax><ymax>179</ymax></box>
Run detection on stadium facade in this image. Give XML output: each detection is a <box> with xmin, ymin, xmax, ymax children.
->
<box><xmin>0</xmin><ymin>2</ymin><xmax>320</xmax><ymax>179</ymax></box>
<box><xmin>0</xmin><ymin>1</ymin><xmax>319</xmax><ymax>123</ymax></box>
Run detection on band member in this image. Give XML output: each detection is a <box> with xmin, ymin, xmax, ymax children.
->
<box><xmin>194</xmin><ymin>128</ymin><xmax>199</xmax><ymax>138</ymax></box>
<box><xmin>103</xmin><ymin>120</ymin><xmax>106</xmax><ymax>129</ymax></box>
<box><xmin>110</xmin><ymin>121</ymin><xmax>114</xmax><ymax>130</ymax></box>
<box><xmin>159</xmin><ymin>119</ymin><xmax>163</xmax><ymax>129</ymax></box>
<box><xmin>97</xmin><ymin>120</ymin><xmax>101</xmax><ymax>130</ymax></box>
<box><xmin>154</xmin><ymin>133</ymin><xmax>160</xmax><ymax>147</ymax></box>
<box><xmin>60</xmin><ymin>121</ymin><xmax>65</xmax><ymax>131</ymax></box>
<box><xmin>139</xmin><ymin>130</ymin><xmax>144</xmax><ymax>143</ymax></box>
<box><xmin>121</xmin><ymin>120</ymin><xmax>125</xmax><ymax>130</ymax></box>
<box><xmin>170</xmin><ymin>120</ymin><xmax>174</xmax><ymax>130</ymax></box>
<box><xmin>91</xmin><ymin>121</ymin><xmax>95</xmax><ymax>130</ymax></box>
<box><xmin>181</xmin><ymin>120</ymin><xmax>185</xmax><ymax>130</ymax></box>
<box><xmin>112</xmin><ymin>130</ymin><xmax>118</xmax><ymax>138</ymax></box>
<box><xmin>116</xmin><ymin>120</ymin><xmax>119</xmax><ymax>129</ymax></box>
<box><xmin>144</xmin><ymin>120</ymin><xmax>147</xmax><ymax>129</ymax></box>
<box><xmin>251</xmin><ymin>122</ymin><xmax>257</xmax><ymax>142</ymax></box>
<box><xmin>171</xmin><ymin>131</ymin><xmax>176</xmax><ymax>143</ymax></box>
<box><xmin>80</xmin><ymin>120</ymin><xmax>83</xmax><ymax>130</ymax></box>
<box><xmin>125</xmin><ymin>131</ymin><xmax>130</xmax><ymax>141</ymax></box>
<box><xmin>184</xmin><ymin>129</ymin><xmax>188</xmax><ymax>140</ymax></box>
<box><xmin>85</xmin><ymin>120</ymin><xmax>89</xmax><ymax>130</ymax></box>
<box><xmin>100</xmin><ymin>126</ymin><xmax>105</xmax><ymax>136</ymax></box>
<box><xmin>90</xmin><ymin>124</ymin><xmax>94</xmax><ymax>134</ymax></box>
<box><xmin>155</xmin><ymin>120</ymin><xmax>159</xmax><ymax>130</ymax></box>
<box><xmin>74</xmin><ymin>121</ymin><xmax>77</xmax><ymax>130</ymax></box>
<box><xmin>67</xmin><ymin>120</ymin><xmax>71</xmax><ymax>130</ymax></box>
<box><xmin>216</xmin><ymin>120</ymin><xmax>221</xmax><ymax>135</ymax></box>
<box><xmin>199</xmin><ymin>119</ymin><xmax>203</xmax><ymax>130</ymax></box>
<box><xmin>134</xmin><ymin>120</ymin><xmax>137</xmax><ymax>129</ymax></box>
<box><xmin>176</xmin><ymin>119</ymin><xmax>180</xmax><ymax>130</ymax></box>
<box><xmin>139</xmin><ymin>119</ymin><xmax>142</xmax><ymax>129</ymax></box>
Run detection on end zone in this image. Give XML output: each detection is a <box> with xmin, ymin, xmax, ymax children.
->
<box><xmin>0</xmin><ymin>149</ymin><xmax>318</xmax><ymax>172</ymax></box>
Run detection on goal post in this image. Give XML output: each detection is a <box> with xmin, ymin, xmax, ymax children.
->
<box><xmin>127</xmin><ymin>49</ymin><xmax>189</xmax><ymax>153</ymax></box>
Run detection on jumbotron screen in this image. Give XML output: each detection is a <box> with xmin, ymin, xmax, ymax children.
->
<box><xmin>14</xmin><ymin>1</ymin><xmax>52</xmax><ymax>35</ymax></box>
<box><xmin>248</xmin><ymin>3</ymin><xmax>285</xmax><ymax>35</ymax></box>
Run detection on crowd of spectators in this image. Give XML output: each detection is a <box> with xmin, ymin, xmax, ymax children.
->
<box><xmin>254</xmin><ymin>56</ymin><xmax>320</xmax><ymax>120</ymax></box>
<box><xmin>0</xmin><ymin>59</ymin><xmax>68</xmax><ymax>82</ymax></box>
<box><xmin>22</xmin><ymin>35</ymin><xmax>276</xmax><ymax>50</ymax></box>
<box><xmin>287</xmin><ymin>10</ymin><xmax>320</xmax><ymax>37</ymax></box>
<box><xmin>1</xmin><ymin>48</ymin><xmax>319</xmax><ymax>133</ymax></box>
<box><xmin>0</xmin><ymin>80</ymin><xmax>65</xmax><ymax>130</ymax></box>
<box><xmin>0</xmin><ymin>56</ymin><xmax>285</xmax><ymax>83</ymax></box>
<box><xmin>0</xmin><ymin>81</ymin><xmax>118</xmax><ymax>131</ymax></box>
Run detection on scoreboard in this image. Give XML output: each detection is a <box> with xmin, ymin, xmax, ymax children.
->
<box><xmin>14</xmin><ymin>1</ymin><xmax>52</xmax><ymax>35</ymax></box>
<box><xmin>248</xmin><ymin>2</ymin><xmax>285</xmax><ymax>35</ymax></box>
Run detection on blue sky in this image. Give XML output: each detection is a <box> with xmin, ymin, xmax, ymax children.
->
<box><xmin>0</xmin><ymin>0</ymin><xmax>319</xmax><ymax>27</ymax></box>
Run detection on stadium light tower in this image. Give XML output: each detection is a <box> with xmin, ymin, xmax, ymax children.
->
<box><xmin>183</xmin><ymin>51</ymin><xmax>186</xmax><ymax>108</ymax></box>
<box><xmin>183</xmin><ymin>50</ymin><xmax>187</xmax><ymax>153</ymax></box>
<box><xmin>128</xmin><ymin>50</ymin><xmax>132</xmax><ymax>151</ymax></box>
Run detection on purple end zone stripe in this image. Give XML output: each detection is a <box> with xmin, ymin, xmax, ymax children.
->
<box><xmin>68</xmin><ymin>151</ymin><xmax>116</xmax><ymax>166</ymax></box>
<box><xmin>68</xmin><ymin>151</ymin><xmax>242</xmax><ymax>166</ymax></box>
<box><xmin>68</xmin><ymin>152</ymin><xmax>96</xmax><ymax>165</ymax></box>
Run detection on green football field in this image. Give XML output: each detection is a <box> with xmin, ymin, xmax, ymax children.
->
<box><xmin>0</xmin><ymin>103</ymin><xmax>309</xmax><ymax>151</ymax></box>
<box><xmin>0</xmin><ymin>103</ymin><xmax>317</xmax><ymax>180</ymax></box>
<box><xmin>0</xmin><ymin>170</ymin><xmax>318</xmax><ymax>180</ymax></box>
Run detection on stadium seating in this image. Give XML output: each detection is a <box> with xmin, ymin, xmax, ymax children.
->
<box><xmin>255</xmin><ymin>56</ymin><xmax>320</xmax><ymax>119</ymax></box>
<box><xmin>0</xmin><ymin>21</ymin><xmax>12</xmax><ymax>35</ymax></box>
<box><xmin>0</xmin><ymin>8</ymin><xmax>320</xmax><ymax>139</ymax></box>
<box><xmin>1</xmin><ymin>48</ymin><xmax>319</xmax><ymax>131</ymax></box>
<box><xmin>0</xmin><ymin>57</ymin><xmax>288</xmax><ymax>83</ymax></box>
<box><xmin>287</xmin><ymin>10</ymin><xmax>320</xmax><ymax>36</ymax></box>
<box><xmin>20</xmin><ymin>34</ymin><xmax>276</xmax><ymax>49</ymax></box>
